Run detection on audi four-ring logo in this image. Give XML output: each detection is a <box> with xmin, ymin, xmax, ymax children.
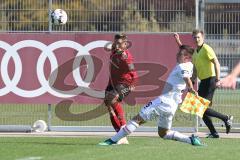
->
<box><xmin>0</xmin><ymin>40</ymin><xmax>110</xmax><ymax>98</ymax></box>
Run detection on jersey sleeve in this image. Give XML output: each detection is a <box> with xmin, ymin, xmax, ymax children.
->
<box><xmin>122</xmin><ymin>50</ymin><xmax>133</xmax><ymax>64</ymax></box>
<box><xmin>122</xmin><ymin>50</ymin><xmax>136</xmax><ymax>71</ymax></box>
<box><xmin>205</xmin><ymin>45</ymin><xmax>217</xmax><ymax>60</ymax></box>
<box><xmin>179</xmin><ymin>62</ymin><xmax>193</xmax><ymax>78</ymax></box>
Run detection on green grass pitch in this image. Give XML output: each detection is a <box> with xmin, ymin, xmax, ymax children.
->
<box><xmin>0</xmin><ymin>137</ymin><xmax>240</xmax><ymax>160</ymax></box>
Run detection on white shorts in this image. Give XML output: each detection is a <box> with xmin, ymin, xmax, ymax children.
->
<box><xmin>139</xmin><ymin>97</ymin><xmax>175</xmax><ymax>129</ymax></box>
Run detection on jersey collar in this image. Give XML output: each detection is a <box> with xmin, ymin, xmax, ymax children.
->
<box><xmin>197</xmin><ymin>43</ymin><xmax>204</xmax><ymax>53</ymax></box>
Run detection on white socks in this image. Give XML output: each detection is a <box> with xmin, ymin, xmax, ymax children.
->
<box><xmin>163</xmin><ymin>130</ymin><xmax>192</xmax><ymax>144</ymax></box>
<box><xmin>111</xmin><ymin>120</ymin><xmax>139</xmax><ymax>142</ymax></box>
<box><xmin>110</xmin><ymin>121</ymin><xmax>191</xmax><ymax>145</ymax></box>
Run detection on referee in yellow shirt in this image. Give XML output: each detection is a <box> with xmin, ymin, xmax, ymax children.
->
<box><xmin>174</xmin><ymin>30</ymin><xmax>233</xmax><ymax>138</ymax></box>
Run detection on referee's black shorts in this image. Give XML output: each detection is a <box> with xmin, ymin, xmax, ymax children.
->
<box><xmin>198</xmin><ymin>76</ymin><xmax>217</xmax><ymax>101</ymax></box>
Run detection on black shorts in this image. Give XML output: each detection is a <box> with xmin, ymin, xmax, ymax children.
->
<box><xmin>198</xmin><ymin>76</ymin><xmax>217</xmax><ymax>101</ymax></box>
<box><xmin>105</xmin><ymin>83</ymin><xmax>131</xmax><ymax>102</ymax></box>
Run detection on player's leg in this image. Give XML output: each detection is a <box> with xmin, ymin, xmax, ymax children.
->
<box><xmin>158</xmin><ymin>128</ymin><xmax>192</xmax><ymax>144</ymax></box>
<box><xmin>112</xmin><ymin>98</ymin><xmax>162</xmax><ymax>143</ymax></box>
<box><xmin>111</xmin><ymin>102</ymin><xmax>127</xmax><ymax>144</ymax></box>
<box><xmin>113</xmin><ymin>84</ymin><xmax>133</xmax><ymax>127</ymax></box>
<box><xmin>202</xmin><ymin>78</ymin><xmax>228</xmax><ymax>121</ymax></box>
<box><xmin>202</xmin><ymin>78</ymin><xmax>233</xmax><ymax>134</ymax></box>
<box><xmin>157</xmin><ymin>111</ymin><xmax>203</xmax><ymax>146</ymax></box>
<box><xmin>98</xmin><ymin>97</ymin><xmax>161</xmax><ymax>145</ymax></box>
<box><xmin>157</xmin><ymin>112</ymin><xmax>191</xmax><ymax>144</ymax></box>
<box><xmin>199</xmin><ymin>77</ymin><xmax>232</xmax><ymax>136</ymax></box>
<box><xmin>204</xmin><ymin>108</ymin><xmax>233</xmax><ymax>135</ymax></box>
<box><xmin>111</xmin><ymin>114</ymin><xmax>144</xmax><ymax>142</ymax></box>
<box><xmin>202</xmin><ymin>114</ymin><xmax>219</xmax><ymax>137</ymax></box>
<box><xmin>111</xmin><ymin>102</ymin><xmax>126</xmax><ymax>128</ymax></box>
<box><xmin>98</xmin><ymin>114</ymin><xmax>143</xmax><ymax>145</ymax></box>
<box><xmin>104</xmin><ymin>85</ymin><xmax>121</xmax><ymax>132</ymax></box>
<box><xmin>199</xmin><ymin>78</ymin><xmax>220</xmax><ymax>137</ymax></box>
<box><xmin>104</xmin><ymin>84</ymin><xmax>131</xmax><ymax>132</ymax></box>
<box><xmin>105</xmin><ymin>84</ymin><xmax>133</xmax><ymax>144</ymax></box>
<box><xmin>107</xmin><ymin>104</ymin><xmax>121</xmax><ymax>131</ymax></box>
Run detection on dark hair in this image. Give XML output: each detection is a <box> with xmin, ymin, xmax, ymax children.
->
<box><xmin>179</xmin><ymin>45</ymin><xmax>194</xmax><ymax>55</ymax></box>
<box><xmin>114</xmin><ymin>33</ymin><xmax>127</xmax><ymax>40</ymax></box>
<box><xmin>112</xmin><ymin>33</ymin><xmax>128</xmax><ymax>51</ymax></box>
<box><xmin>192</xmin><ymin>29</ymin><xmax>204</xmax><ymax>35</ymax></box>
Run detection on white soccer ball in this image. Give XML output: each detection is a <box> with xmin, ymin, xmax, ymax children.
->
<box><xmin>32</xmin><ymin>120</ymin><xmax>48</xmax><ymax>132</ymax></box>
<box><xmin>51</xmin><ymin>9</ymin><xmax>68</xmax><ymax>25</ymax></box>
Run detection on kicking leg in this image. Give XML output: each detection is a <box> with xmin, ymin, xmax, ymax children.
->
<box><xmin>111</xmin><ymin>114</ymin><xmax>144</xmax><ymax>142</ymax></box>
<box><xmin>99</xmin><ymin>98</ymin><xmax>161</xmax><ymax>145</ymax></box>
<box><xmin>98</xmin><ymin>114</ymin><xmax>144</xmax><ymax>145</ymax></box>
<box><xmin>158</xmin><ymin>113</ymin><xmax>192</xmax><ymax>144</ymax></box>
<box><xmin>159</xmin><ymin>128</ymin><xmax>203</xmax><ymax>146</ymax></box>
<box><xmin>157</xmin><ymin>110</ymin><xmax>203</xmax><ymax>146</ymax></box>
<box><xmin>158</xmin><ymin>128</ymin><xmax>192</xmax><ymax>144</ymax></box>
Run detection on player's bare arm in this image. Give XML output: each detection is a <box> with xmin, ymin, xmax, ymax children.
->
<box><xmin>174</xmin><ymin>33</ymin><xmax>183</xmax><ymax>46</ymax></box>
<box><xmin>220</xmin><ymin>62</ymin><xmax>240</xmax><ymax>89</ymax></box>
<box><xmin>190</xmin><ymin>66</ymin><xmax>197</xmax><ymax>84</ymax></box>
<box><xmin>184</xmin><ymin>77</ymin><xmax>198</xmax><ymax>96</ymax></box>
<box><xmin>230</xmin><ymin>62</ymin><xmax>240</xmax><ymax>77</ymax></box>
<box><xmin>210</xmin><ymin>57</ymin><xmax>221</xmax><ymax>87</ymax></box>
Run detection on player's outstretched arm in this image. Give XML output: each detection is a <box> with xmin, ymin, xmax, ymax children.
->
<box><xmin>190</xmin><ymin>66</ymin><xmax>197</xmax><ymax>85</ymax></box>
<box><xmin>174</xmin><ymin>33</ymin><xmax>183</xmax><ymax>47</ymax></box>
<box><xmin>210</xmin><ymin>57</ymin><xmax>221</xmax><ymax>87</ymax></box>
<box><xmin>220</xmin><ymin>62</ymin><xmax>240</xmax><ymax>89</ymax></box>
<box><xmin>184</xmin><ymin>77</ymin><xmax>198</xmax><ymax>96</ymax></box>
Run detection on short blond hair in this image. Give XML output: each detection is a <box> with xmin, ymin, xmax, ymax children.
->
<box><xmin>192</xmin><ymin>29</ymin><xmax>204</xmax><ymax>35</ymax></box>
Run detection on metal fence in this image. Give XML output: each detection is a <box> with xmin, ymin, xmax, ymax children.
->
<box><xmin>0</xmin><ymin>0</ymin><xmax>195</xmax><ymax>32</ymax></box>
<box><xmin>197</xmin><ymin>0</ymin><xmax>240</xmax><ymax>128</ymax></box>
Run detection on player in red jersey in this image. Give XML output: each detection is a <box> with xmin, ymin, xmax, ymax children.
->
<box><xmin>104</xmin><ymin>33</ymin><xmax>138</xmax><ymax>144</ymax></box>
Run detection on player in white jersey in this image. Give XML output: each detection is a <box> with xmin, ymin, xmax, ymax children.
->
<box><xmin>98</xmin><ymin>45</ymin><xmax>203</xmax><ymax>146</ymax></box>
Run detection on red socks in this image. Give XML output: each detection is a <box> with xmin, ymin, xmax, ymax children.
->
<box><xmin>109</xmin><ymin>102</ymin><xmax>126</xmax><ymax>132</ymax></box>
<box><xmin>110</xmin><ymin>113</ymin><xmax>121</xmax><ymax>132</ymax></box>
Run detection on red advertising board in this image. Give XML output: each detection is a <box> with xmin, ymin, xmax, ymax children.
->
<box><xmin>0</xmin><ymin>33</ymin><xmax>194</xmax><ymax>104</ymax></box>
